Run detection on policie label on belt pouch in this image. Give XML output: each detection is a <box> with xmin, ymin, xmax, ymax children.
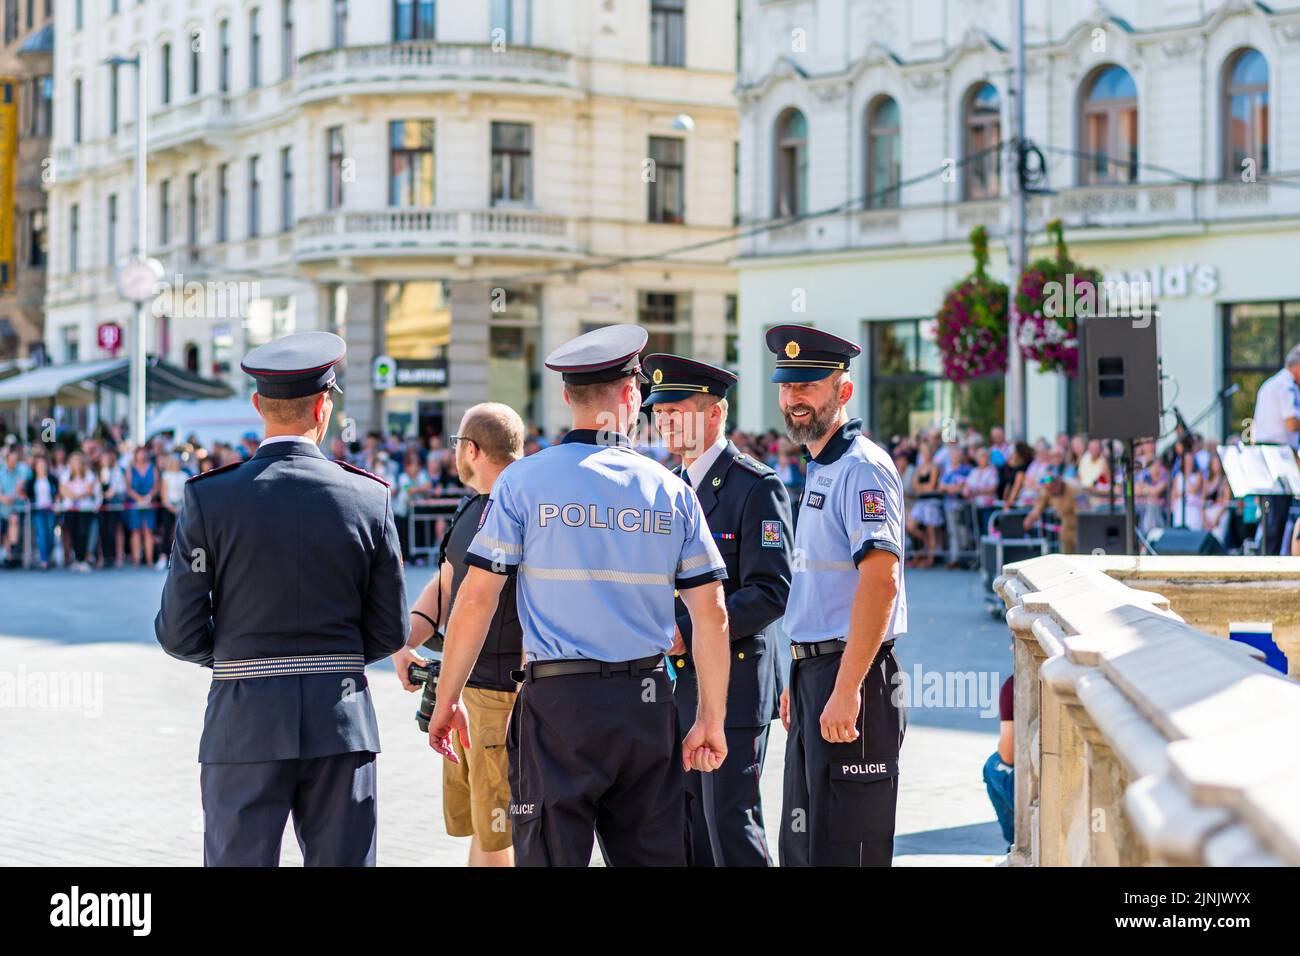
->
<box><xmin>831</xmin><ymin>759</ymin><xmax>899</xmax><ymax>782</ymax></box>
<box><xmin>860</xmin><ymin>489</ymin><xmax>886</xmax><ymax>522</ymax></box>
<box><xmin>806</xmin><ymin>491</ymin><xmax>826</xmax><ymax>510</ymax></box>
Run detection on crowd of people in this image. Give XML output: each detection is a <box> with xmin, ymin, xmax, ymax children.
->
<box><xmin>0</xmin><ymin>414</ymin><xmax>1282</xmax><ymax>572</ymax></box>
<box><xmin>883</xmin><ymin>426</ymin><xmax>1254</xmax><ymax>563</ymax></box>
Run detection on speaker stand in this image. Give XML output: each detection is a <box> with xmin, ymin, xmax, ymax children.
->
<box><xmin>1124</xmin><ymin>438</ymin><xmax>1138</xmax><ymax>556</ymax></box>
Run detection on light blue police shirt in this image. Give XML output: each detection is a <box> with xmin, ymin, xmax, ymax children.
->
<box><xmin>465</xmin><ymin>429</ymin><xmax>727</xmax><ymax>662</ymax></box>
<box><xmin>785</xmin><ymin>419</ymin><xmax>908</xmax><ymax>643</ymax></box>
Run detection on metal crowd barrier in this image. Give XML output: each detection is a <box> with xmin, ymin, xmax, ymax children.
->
<box><xmin>403</xmin><ymin>496</ymin><xmax>465</xmax><ymax>565</ymax></box>
<box><xmin>4</xmin><ymin>500</ymin><xmax>180</xmax><ymax>570</ymax></box>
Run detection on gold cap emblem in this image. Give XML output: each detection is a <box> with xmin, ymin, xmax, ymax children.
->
<box><xmin>785</xmin><ymin>340</ymin><xmax>800</xmax><ymax>359</ymax></box>
<box><xmin>652</xmin><ymin>368</ymin><xmax>663</xmax><ymax>385</ymax></box>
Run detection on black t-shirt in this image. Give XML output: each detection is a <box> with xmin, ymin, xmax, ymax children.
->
<box><xmin>442</xmin><ymin>492</ymin><xmax>522</xmax><ymax>692</ymax></box>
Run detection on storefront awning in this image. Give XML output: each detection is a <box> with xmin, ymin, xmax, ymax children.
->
<box><xmin>0</xmin><ymin>357</ymin><xmax>233</xmax><ymax>406</ymax></box>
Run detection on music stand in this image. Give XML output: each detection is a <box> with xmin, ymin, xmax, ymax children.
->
<box><xmin>1217</xmin><ymin>443</ymin><xmax>1300</xmax><ymax>553</ymax></box>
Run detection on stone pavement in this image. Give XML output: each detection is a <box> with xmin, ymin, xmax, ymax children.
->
<box><xmin>0</xmin><ymin>565</ymin><xmax>1009</xmax><ymax>866</ymax></box>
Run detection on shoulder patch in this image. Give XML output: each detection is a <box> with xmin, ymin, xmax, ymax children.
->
<box><xmin>186</xmin><ymin>461</ymin><xmax>241</xmax><ymax>483</ymax></box>
<box><xmin>336</xmin><ymin>460</ymin><xmax>391</xmax><ymax>487</ymax></box>
<box><xmin>732</xmin><ymin>453</ymin><xmax>774</xmax><ymax>478</ymax></box>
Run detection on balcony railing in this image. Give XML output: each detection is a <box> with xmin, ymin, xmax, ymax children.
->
<box><xmin>295</xmin><ymin>42</ymin><xmax>576</xmax><ymax>102</ymax></box>
<box><xmin>144</xmin><ymin>94</ymin><xmax>237</xmax><ymax>153</ymax></box>
<box><xmin>738</xmin><ymin>177</ymin><xmax>1298</xmax><ymax>259</ymax></box>
<box><xmin>293</xmin><ymin>207</ymin><xmax>577</xmax><ymax>261</ymax></box>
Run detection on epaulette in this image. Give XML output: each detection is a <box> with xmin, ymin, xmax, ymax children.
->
<box><xmin>186</xmin><ymin>461</ymin><xmax>241</xmax><ymax>483</ymax></box>
<box><xmin>336</xmin><ymin>460</ymin><xmax>391</xmax><ymax>487</ymax></box>
<box><xmin>732</xmin><ymin>453</ymin><xmax>774</xmax><ymax>478</ymax></box>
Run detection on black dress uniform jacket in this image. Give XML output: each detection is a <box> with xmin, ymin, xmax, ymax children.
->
<box><xmin>671</xmin><ymin>442</ymin><xmax>792</xmax><ymax>727</ymax></box>
<box><xmin>155</xmin><ymin>437</ymin><xmax>409</xmax><ymax>763</ymax></box>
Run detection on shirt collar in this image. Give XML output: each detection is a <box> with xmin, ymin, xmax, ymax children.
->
<box><xmin>804</xmin><ymin>418</ymin><xmax>863</xmax><ymax>466</ymax></box>
<box><xmin>259</xmin><ymin>435</ymin><xmax>302</xmax><ymax>447</ymax></box>
<box><xmin>561</xmin><ymin>429</ymin><xmax>633</xmax><ymax>449</ymax></box>
<box><xmin>685</xmin><ymin>435</ymin><xmax>729</xmax><ymax>489</ymax></box>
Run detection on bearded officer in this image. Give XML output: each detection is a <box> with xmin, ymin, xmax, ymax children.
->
<box><xmin>642</xmin><ymin>353</ymin><xmax>791</xmax><ymax>867</ymax></box>
<box><xmin>767</xmin><ymin>325</ymin><xmax>908</xmax><ymax>867</ymax></box>
<box><xmin>426</xmin><ymin>324</ymin><xmax>732</xmax><ymax>867</ymax></box>
<box><xmin>155</xmin><ymin>331</ymin><xmax>408</xmax><ymax>866</ymax></box>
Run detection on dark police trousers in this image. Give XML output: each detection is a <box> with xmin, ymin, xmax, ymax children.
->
<box><xmin>779</xmin><ymin>642</ymin><xmax>905</xmax><ymax>867</ymax></box>
<box><xmin>674</xmin><ymin>664</ymin><xmax>773</xmax><ymax>867</ymax></box>
<box><xmin>507</xmin><ymin>664</ymin><xmax>685</xmax><ymax>866</ymax></box>
<box><xmin>200</xmin><ymin>751</ymin><xmax>377</xmax><ymax>866</ymax></box>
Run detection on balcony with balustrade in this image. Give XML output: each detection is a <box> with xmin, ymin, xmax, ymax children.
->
<box><xmin>293</xmin><ymin>206</ymin><xmax>580</xmax><ymax>263</ymax></box>
<box><xmin>294</xmin><ymin>42</ymin><xmax>578</xmax><ymax>105</ymax></box>
<box><xmin>739</xmin><ymin>177</ymin><xmax>1300</xmax><ymax>261</ymax></box>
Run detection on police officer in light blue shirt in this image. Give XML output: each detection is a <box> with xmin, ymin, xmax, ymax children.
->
<box><xmin>767</xmin><ymin>325</ymin><xmax>908</xmax><ymax>867</ymax></box>
<box><xmin>426</xmin><ymin>324</ymin><xmax>733</xmax><ymax>867</ymax></box>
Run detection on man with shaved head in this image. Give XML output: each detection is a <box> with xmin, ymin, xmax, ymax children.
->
<box><xmin>395</xmin><ymin>402</ymin><xmax>525</xmax><ymax>866</ymax></box>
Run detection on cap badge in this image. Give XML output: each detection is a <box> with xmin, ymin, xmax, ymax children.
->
<box><xmin>785</xmin><ymin>340</ymin><xmax>800</xmax><ymax>359</ymax></box>
<box><xmin>652</xmin><ymin>368</ymin><xmax>663</xmax><ymax>385</ymax></box>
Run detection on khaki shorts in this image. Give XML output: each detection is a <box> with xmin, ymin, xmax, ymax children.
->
<box><xmin>443</xmin><ymin>686</ymin><xmax>517</xmax><ymax>852</ymax></box>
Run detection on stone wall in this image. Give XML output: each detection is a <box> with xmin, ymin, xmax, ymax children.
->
<box><xmin>994</xmin><ymin>554</ymin><xmax>1300</xmax><ymax>867</ymax></box>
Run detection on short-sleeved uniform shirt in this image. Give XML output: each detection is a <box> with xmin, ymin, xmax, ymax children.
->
<box><xmin>465</xmin><ymin>429</ymin><xmax>726</xmax><ymax>663</ymax></box>
<box><xmin>785</xmin><ymin>419</ymin><xmax>908</xmax><ymax>644</ymax></box>
<box><xmin>1252</xmin><ymin>368</ymin><xmax>1300</xmax><ymax>449</ymax></box>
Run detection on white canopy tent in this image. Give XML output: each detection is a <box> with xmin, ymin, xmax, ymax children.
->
<box><xmin>0</xmin><ymin>358</ymin><xmax>233</xmax><ymax>441</ymax></box>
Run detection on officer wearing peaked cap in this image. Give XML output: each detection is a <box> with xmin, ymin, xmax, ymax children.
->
<box><xmin>155</xmin><ymin>331</ymin><xmax>409</xmax><ymax>866</ymax></box>
<box><xmin>765</xmin><ymin>324</ymin><xmax>909</xmax><ymax>867</ymax></box>
<box><xmin>644</xmin><ymin>353</ymin><xmax>792</xmax><ymax>867</ymax></box>
<box><xmin>427</xmin><ymin>324</ymin><xmax>734</xmax><ymax>866</ymax></box>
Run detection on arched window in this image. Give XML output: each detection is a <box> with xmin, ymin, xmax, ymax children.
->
<box><xmin>1080</xmin><ymin>65</ymin><xmax>1138</xmax><ymax>185</ymax></box>
<box><xmin>963</xmin><ymin>83</ymin><xmax>1001</xmax><ymax>200</ymax></box>
<box><xmin>866</xmin><ymin>95</ymin><xmax>900</xmax><ymax>209</ymax></box>
<box><xmin>1223</xmin><ymin>48</ymin><xmax>1268</xmax><ymax>179</ymax></box>
<box><xmin>774</xmin><ymin>108</ymin><xmax>808</xmax><ymax>217</ymax></box>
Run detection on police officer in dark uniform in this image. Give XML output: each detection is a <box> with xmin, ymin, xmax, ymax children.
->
<box><xmin>155</xmin><ymin>331</ymin><xmax>408</xmax><ymax>867</ymax></box>
<box><xmin>766</xmin><ymin>325</ymin><xmax>908</xmax><ymax>867</ymax></box>
<box><xmin>642</xmin><ymin>354</ymin><xmax>792</xmax><ymax>867</ymax></box>
<box><xmin>426</xmin><ymin>325</ymin><xmax>733</xmax><ymax>867</ymax></box>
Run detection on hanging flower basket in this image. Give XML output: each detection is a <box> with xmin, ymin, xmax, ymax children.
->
<box><xmin>934</xmin><ymin>225</ymin><xmax>1009</xmax><ymax>383</ymax></box>
<box><xmin>1015</xmin><ymin>219</ymin><xmax>1103</xmax><ymax>378</ymax></box>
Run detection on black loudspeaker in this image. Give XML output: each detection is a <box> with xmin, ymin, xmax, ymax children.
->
<box><xmin>1146</xmin><ymin>527</ymin><xmax>1224</xmax><ymax>555</ymax></box>
<box><xmin>1079</xmin><ymin>314</ymin><xmax>1162</xmax><ymax>440</ymax></box>
<box><xmin>1076</xmin><ymin>510</ymin><xmax>1126</xmax><ymax>554</ymax></box>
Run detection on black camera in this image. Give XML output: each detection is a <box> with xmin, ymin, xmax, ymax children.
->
<box><xmin>409</xmin><ymin>659</ymin><xmax>442</xmax><ymax>733</ymax></box>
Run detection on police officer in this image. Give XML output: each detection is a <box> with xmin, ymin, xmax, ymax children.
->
<box><xmin>427</xmin><ymin>324</ymin><xmax>732</xmax><ymax>867</ymax></box>
<box><xmin>767</xmin><ymin>325</ymin><xmax>908</xmax><ymax>867</ymax></box>
<box><xmin>155</xmin><ymin>331</ymin><xmax>409</xmax><ymax>866</ymax></box>
<box><xmin>642</xmin><ymin>353</ymin><xmax>792</xmax><ymax>867</ymax></box>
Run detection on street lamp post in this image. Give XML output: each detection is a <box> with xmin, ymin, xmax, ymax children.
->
<box><xmin>1006</xmin><ymin>0</ymin><xmax>1028</xmax><ymax>441</ymax></box>
<box><xmin>105</xmin><ymin>52</ymin><xmax>156</xmax><ymax>447</ymax></box>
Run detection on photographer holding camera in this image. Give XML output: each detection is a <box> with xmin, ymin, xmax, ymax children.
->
<box><xmin>393</xmin><ymin>403</ymin><xmax>525</xmax><ymax>867</ymax></box>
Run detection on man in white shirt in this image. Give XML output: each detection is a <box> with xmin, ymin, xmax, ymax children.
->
<box><xmin>1250</xmin><ymin>344</ymin><xmax>1300</xmax><ymax>552</ymax></box>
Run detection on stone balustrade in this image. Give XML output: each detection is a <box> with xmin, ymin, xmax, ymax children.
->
<box><xmin>994</xmin><ymin>553</ymin><xmax>1300</xmax><ymax>867</ymax></box>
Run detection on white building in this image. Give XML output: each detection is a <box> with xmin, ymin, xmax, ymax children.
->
<box><xmin>735</xmin><ymin>0</ymin><xmax>1300</xmax><ymax>443</ymax></box>
<box><xmin>46</xmin><ymin>0</ymin><xmax>739</xmax><ymax>437</ymax></box>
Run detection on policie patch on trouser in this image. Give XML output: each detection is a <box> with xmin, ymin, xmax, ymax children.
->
<box><xmin>778</xmin><ymin>643</ymin><xmax>905</xmax><ymax>867</ymax></box>
<box><xmin>506</xmin><ymin>666</ymin><xmax>686</xmax><ymax>867</ymax></box>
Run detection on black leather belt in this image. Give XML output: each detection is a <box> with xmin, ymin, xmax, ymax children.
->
<box><xmin>512</xmin><ymin>653</ymin><xmax>664</xmax><ymax>684</ymax></box>
<box><xmin>790</xmin><ymin>638</ymin><xmax>894</xmax><ymax>661</ymax></box>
